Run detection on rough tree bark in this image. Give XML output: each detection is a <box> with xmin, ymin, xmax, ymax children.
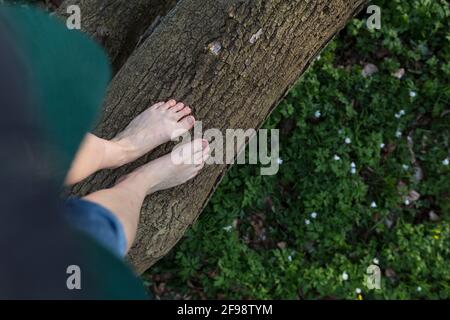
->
<box><xmin>65</xmin><ymin>0</ymin><xmax>367</xmax><ymax>274</ymax></box>
<box><xmin>57</xmin><ymin>0</ymin><xmax>178</xmax><ymax>72</ymax></box>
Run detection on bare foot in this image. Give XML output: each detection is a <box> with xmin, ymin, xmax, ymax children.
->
<box><xmin>111</xmin><ymin>100</ymin><xmax>195</xmax><ymax>167</ymax></box>
<box><xmin>116</xmin><ymin>139</ymin><xmax>210</xmax><ymax>196</ymax></box>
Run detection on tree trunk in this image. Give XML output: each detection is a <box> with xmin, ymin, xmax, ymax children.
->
<box><xmin>57</xmin><ymin>0</ymin><xmax>178</xmax><ymax>72</ymax></box>
<box><xmin>69</xmin><ymin>0</ymin><xmax>367</xmax><ymax>274</ymax></box>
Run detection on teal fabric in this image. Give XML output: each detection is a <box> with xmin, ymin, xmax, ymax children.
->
<box><xmin>0</xmin><ymin>5</ymin><xmax>110</xmax><ymax>180</ymax></box>
<box><xmin>0</xmin><ymin>5</ymin><xmax>148</xmax><ymax>299</ymax></box>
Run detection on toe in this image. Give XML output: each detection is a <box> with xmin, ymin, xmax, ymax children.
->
<box><xmin>163</xmin><ymin>99</ymin><xmax>177</xmax><ymax>109</ymax></box>
<box><xmin>194</xmin><ymin>144</ymin><xmax>210</xmax><ymax>163</ymax></box>
<box><xmin>194</xmin><ymin>150</ymin><xmax>209</xmax><ymax>164</ymax></box>
<box><xmin>192</xmin><ymin>139</ymin><xmax>206</xmax><ymax>153</ymax></box>
<box><xmin>170</xmin><ymin>102</ymin><xmax>185</xmax><ymax>113</ymax></box>
<box><xmin>193</xmin><ymin>140</ymin><xmax>209</xmax><ymax>158</ymax></box>
<box><xmin>176</xmin><ymin>139</ymin><xmax>204</xmax><ymax>164</ymax></box>
<box><xmin>193</xmin><ymin>154</ymin><xmax>204</xmax><ymax>165</ymax></box>
<box><xmin>176</xmin><ymin>106</ymin><xmax>192</xmax><ymax>120</ymax></box>
<box><xmin>179</xmin><ymin>115</ymin><xmax>195</xmax><ymax>130</ymax></box>
<box><xmin>201</xmin><ymin>139</ymin><xmax>209</xmax><ymax>151</ymax></box>
<box><xmin>202</xmin><ymin>146</ymin><xmax>210</xmax><ymax>159</ymax></box>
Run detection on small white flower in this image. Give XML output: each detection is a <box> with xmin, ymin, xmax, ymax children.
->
<box><xmin>395</xmin><ymin>130</ymin><xmax>402</xmax><ymax>138</ymax></box>
<box><xmin>355</xmin><ymin>288</ymin><xmax>362</xmax><ymax>294</ymax></box>
<box><xmin>316</xmin><ymin>55</ymin><xmax>321</xmax><ymax>61</ymax></box>
<box><xmin>416</xmin><ymin>286</ymin><xmax>422</xmax><ymax>292</ymax></box>
<box><xmin>371</xmin><ymin>201</ymin><xmax>377</xmax><ymax>208</ymax></box>
<box><xmin>334</xmin><ymin>155</ymin><xmax>341</xmax><ymax>161</ymax></box>
<box><xmin>288</xmin><ymin>255</ymin><xmax>293</xmax><ymax>262</ymax></box>
<box><xmin>277</xmin><ymin>158</ymin><xmax>283</xmax><ymax>165</ymax></box>
<box><xmin>443</xmin><ymin>158</ymin><xmax>449</xmax><ymax>166</ymax></box>
<box><xmin>395</xmin><ymin>110</ymin><xmax>406</xmax><ymax>119</ymax></box>
<box><xmin>350</xmin><ymin>168</ymin><xmax>357</xmax><ymax>175</ymax></box>
<box><xmin>338</xmin><ymin>129</ymin><xmax>344</xmax><ymax>135</ymax></box>
<box><xmin>350</xmin><ymin>162</ymin><xmax>356</xmax><ymax>168</ymax></box>
<box><xmin>223</xmin><ymin>225</ymin><xmax>233</xmax><ymax>232</ymax></box>
<box><xmin>345</xmin><ymin>137</ymin><xmax>352</xmax><ymax>144</ymax></box>
<box><xmin>305</xmin><ymin>219</ymin><xmax>311</xmax><ymax>225</ymax></box>
<box><xmin>373</xmin><ymin>258</ymin><xmax>379</xmax><ymax>265</ymax></box>
<box><xmin>380</xmin><ymin>143</ymin><xmax>385</xmax><ymax>149</ymax></box>
<box><xmin>404</xmin><ymin>199</ymin><xmax>410</xmax><ymax>205</ymax></box>
<box><xmin>314</xmin><ymin>110</ymin><xmax>322</xmax><ymax>118</ymax></box>
<box><xmin>402</xmin><ymin>164</ymin><xmax>410</xmax><ymax>170</ymax></box>
<box><xmin>409</xmin><ymin>91</ymin><xmax>417</xmax><ymax>98</ymax></box>
<box><xmin>311</xmin><ymin>212</ymin><xmax>318</xmax><ymax>219</ymax></box>
<box><xmin>342</xmin><ymin>272</ymin><xmax>349</xmax><ymax>281</ymax></box>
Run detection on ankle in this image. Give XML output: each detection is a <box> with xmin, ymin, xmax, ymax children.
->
<box><xmin>116</xmin><ymin>166</ymin><xmax>159</xmax><ymax>197</ymax></box>
<box><xmin>100</xmin><ymin>138</ymin><xmax>135</xmax><ymax>169</ymax></box>
<box><xmin>114</xmin><ymin>180</ymin><xmax>147</xmax><ymax>205</ymax></box>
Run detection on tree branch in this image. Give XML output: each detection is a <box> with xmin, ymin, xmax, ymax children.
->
<box><xmin>58</xmin><ymin>0</ymin><xmax>178</xmax><ymax>72</ymax></box>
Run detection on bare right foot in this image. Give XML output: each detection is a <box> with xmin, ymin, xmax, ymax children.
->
<box><xmin>110</xmin><ymin>100</ymin><xmax>196</xmax><ymax>168</ymax></box>
<box><xmin>116</xmin><ymin>139</ymin><xmax>210</xmax><ymax>196</ymax></box>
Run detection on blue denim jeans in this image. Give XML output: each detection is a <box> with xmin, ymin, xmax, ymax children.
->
<box><xmin>64</xmin><ymin>198</ymin><xmax>127</xmax><ymax>257</ymax></box>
